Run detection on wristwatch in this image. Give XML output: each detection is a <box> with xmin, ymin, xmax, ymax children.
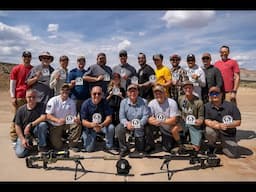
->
<box><xmin>29</xmin><ymin>122</ymin><xmax>33</xmax><ymax>127</ymax></box>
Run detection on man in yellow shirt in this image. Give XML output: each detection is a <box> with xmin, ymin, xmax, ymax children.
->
<box><xmin>153</xmin><ymin>54</ymin><xmax>172</xmax><ymax>97</ymax></box>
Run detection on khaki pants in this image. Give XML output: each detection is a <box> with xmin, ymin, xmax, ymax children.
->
<box><xmin>49</xmin><ymin>124</ymin><xmax>82</xmax><ymax>150</ymax></box>
<box><xmin>10</xmin><ymin>98</ymin><xmax>26</xmax><ymax>142</ymax></box>
<box><xmin>225</xmin><ymin>92</ymin><xmax>237</xmax><ymax>105</ymax></box>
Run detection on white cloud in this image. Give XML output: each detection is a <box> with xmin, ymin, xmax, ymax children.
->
<box><xmin>47</xmin><ymin>24</ymin><xmax>59</xmax><ymax>33</ymax></box>
<box><xmin>48</xmin><ymin>35</ymin><xmax>57</xmax><ymax>39</ymax></box>
<box><xmin>117</xmin><ymin>40</ymin><xmax>131</xmax><ymax>51</ymax></box>
<box><xmin>161</xmin><ymin>11</ymin><xmax>216</xmax><ymax>28</ymax></box>
<box><xmin>138</xmin><ymin>32</ymin><xmax>145</xmax><ymax>36</ymax></box>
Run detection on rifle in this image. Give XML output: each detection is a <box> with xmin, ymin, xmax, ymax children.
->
<box><xmin>139</xmin><ymin>147</ymin><xmax>221</xmax><ymax>181</ymax></box>
<box><xmin>25</xmin><ymin>150</ymin><xmax>119</xmax><ymax>180</ymax></box>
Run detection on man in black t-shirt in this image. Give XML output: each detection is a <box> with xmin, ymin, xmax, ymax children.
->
<box><xmin>14</xmin><ymin>89</ymin><xmax>49</xmax><ymax>158</ymax></box>
<box><xmin>204</xmin><ymin>86</ymin><xmax>241</xmax><ymax>158</ymax></box>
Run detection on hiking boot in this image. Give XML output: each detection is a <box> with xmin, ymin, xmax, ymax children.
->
<box><xmin>120</xmin><ymin>149</ymin><xmax>130</xmax><ymax>157</ymax></box>
<box><xmin>129</xmin><ymin>150</ymin><xmax>144</xmax><ymax>158</ymax></box>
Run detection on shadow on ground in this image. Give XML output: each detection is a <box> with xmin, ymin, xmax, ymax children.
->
<box><xmin>236</xmin><ymin>129</ymin><xmax>256</xmax><ymax>141</ymax></box>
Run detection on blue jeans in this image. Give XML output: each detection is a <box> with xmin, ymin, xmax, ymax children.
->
<box><xmin>15</xmin><ymin>122</ymin><xmax>48</xmax><ymax>158</ymax></box>
<box><xmin>82</xmin><ymin>124</ymin><xmax>114</xmax><ymax>152</ymax></box>
<box><xmin>181</xmin><ymin>122</ymin><xmax>202</xmax><ymax>146</ymax></box>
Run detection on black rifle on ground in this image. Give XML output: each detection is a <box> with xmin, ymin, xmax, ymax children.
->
<box><xmin>25</xmin><ymin>150</ymin><xmax>119</xmax><ymax>180</ymax></box>
<box><xmin>139</xmin><ymin>146</ymin><xmax>221</xmax><ymax>180</ymax></box>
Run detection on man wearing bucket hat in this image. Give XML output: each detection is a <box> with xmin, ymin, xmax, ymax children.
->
<box><xmin>26</xmin><ymin>51</ymin><xmax>55</xmax><ymax>104</ymax></box>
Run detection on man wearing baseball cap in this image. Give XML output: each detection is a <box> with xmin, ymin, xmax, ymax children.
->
<box><xmin>9</xmin><ymin>51</ymin><xmax>33</xmax><ymax>145</ymax></box>
<box><xmin>169</xmin><ymin>54</ymin><xmax>189</xmax><ymax>102</ymax></box>
<box><xmin>204</xmin><ymin>86</ymin><xmax>241</xmax><ymax>158</ymax></box>
<box><xmin>116</xmin><ymin>83</ymin><xmax>149</xmax><ymax>157</ymax></box>
<box><xmin>145</xmin><ymin>85</ymin><xmax>182</xmax><ymax>153</ymax></box>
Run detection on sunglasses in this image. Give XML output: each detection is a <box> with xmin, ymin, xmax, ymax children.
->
<box><xmin>119</xmin><ymin>54</ymin><xmax>127</xmax><ymax>57</ymax></box>
<box><xmin>209</xmin><ymin>91</ymin><xmax>220</xmax><ymax>96</ymax></box>
<box><xmin>93</xmin><ymin>92</ymin><xmax>102</xmax><ymax>96</ymax></box>
<box><xmin>23</xmin><ymin>55</ymin><xmax>31</xmax><ymax>58</ymax></box>
<box><xmin>202</xmin><ymin>57</ymin><xmax>210</xmax><ymax>60</ymax></box>
<box><xmin>41</xmin><ymin>57</ymin><xmax>51</xmax><ymax>60</ymax></box>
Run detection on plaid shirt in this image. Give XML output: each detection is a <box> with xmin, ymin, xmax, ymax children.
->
<box><xmin>169</xmin><ymin>66</ymin><xmax>189</xmax><ymax>102</ymax></box>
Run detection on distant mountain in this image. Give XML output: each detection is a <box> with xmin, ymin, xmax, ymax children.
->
<box><xmin>240</xmin><ymin>68</ymin><xmax>256</xmax><ymax>81</ymax></box>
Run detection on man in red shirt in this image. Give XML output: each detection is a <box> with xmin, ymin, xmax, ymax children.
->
<box><xmin>9</xmin><ymin>51</ymin><xmax>33</xmax><ymax>144</ymax></box>
<box><xmin>214</xmin><ymin>45</ymin><xmax>240</xmax><ymax>105</ymax></box>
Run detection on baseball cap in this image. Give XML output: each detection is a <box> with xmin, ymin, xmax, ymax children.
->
<box><xmin>22</xmin><ymin>51</ymin><xmax>32</xmax><ymax>57</ymax></box>
<box><xmin>77</xmin><ymin>56</ymin><xmax>85</xmax><ymax>61</ymax></box>
<box><xmin>127</xmin><ymin>84</ymin><xmax>138</xmax><ymax>91</ymax></box>
<box><xmin>153</xmin><ymin>85</ymin><xmax>165</xmax><ymax>93</ymax></box>
<box><xmin>119</xmin><ymin>50</ymin><xmax>127</xmax><ymax>57</ymax></box>
<box><xmin>170</xmin><ymin>54</ymin><xmax>181</xmax><ymax>60</ymax></box>
<box><xmin>97</xmin><ymin>52</ymin><xmax>106</xmax><ymax>58</ymax></box>
<box><xmin>182</xmin><ymin>80</ymin><xmax>194</xmax><ymax>87</ymax></box>
<box><xmin>187</xmin><ymin>54</ymin><xmax>196</xmax><ymax>61</ymax></box>
<box><xmin>201</xmin><ymin>52</ymin><xmax>211</xmax><ymax>59</ymax></box>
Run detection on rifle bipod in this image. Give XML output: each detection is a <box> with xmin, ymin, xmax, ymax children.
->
<box><xmin>73</xmin><ymin>159</ymin><xmax>86</xmax><ymax>180</ymax></box>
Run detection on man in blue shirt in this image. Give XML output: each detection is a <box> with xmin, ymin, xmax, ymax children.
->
<box><xmin>116</xmin><ymin>84</ymin><xmax>149</xmax><ymax>157</ymax></box>
<box><xmin>80</xmin><ymin>86</ymin><xmax>114</xmax><ymax>152</ymax></box>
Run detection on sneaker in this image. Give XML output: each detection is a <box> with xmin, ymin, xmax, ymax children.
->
<box><xmin>144</xmin><ymin>145</ymin><xmax>155</xmax><ymax>154</ymax></box>
<box><xmin>12</xmin><ymin>142</ymin><xmax>16</xmax><ymax>149</ymax></box>
<box><xmin>129</xmin><ymin>150</ymin><xmax>144</xmax><ymax>158</ymax></box>
<box><xmin>120</xmin><ymin>149</ymin><xmax>130</xmax><ymax>157</ymax></box>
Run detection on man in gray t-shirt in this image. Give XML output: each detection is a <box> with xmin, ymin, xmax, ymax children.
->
<box><xmin>145</xmin><ymin>85</ymin><xmax>182</xmax><ymax>153</ymax></box>
<box><xmin>112</xmin><ymin>50</ymin><xmax>136</xmax><ymax>91</ymax></box>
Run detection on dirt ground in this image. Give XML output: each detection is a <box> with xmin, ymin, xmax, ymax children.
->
<box><xmin>0</xmin><ymin>88</ymin><xmax>255</xmax><ymax>182</ymax></box>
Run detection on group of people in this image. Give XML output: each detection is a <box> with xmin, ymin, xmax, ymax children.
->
<box><xmin>9</xmin><ymin>45</ymin><xmax>242</xmax><ymax>159</ymax></box>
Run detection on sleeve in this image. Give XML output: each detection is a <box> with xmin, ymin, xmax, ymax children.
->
<box><xmin>233</xmin><ymin>60</ymin><xmax>240</xmax><ymax>73</ymax></box>
<box><xmin>80</xmin><ymin>100</ymin><xmax>89</xmax><ymax>120</ymax></box>
<box><xmin>45</xmin><ymin>98</ymin><xmax>55</xmax><ymax>115</ymax></box>
<box><xmin>67</xmin><ymin>70</ymin><xmax>74</xmax><ymax>83</ymax></box>
<box><xmin>104</xmin><ymin>101</ymin><xmax>113</xmax><ymax>117</ymax></box>
<box><xmin>14</xmin><ymin>107</ymin><xmax>23</xmax><ymax>127</ymax></box>
<box><xmin>215</xmin><ymin>67</ymin><xmax>224</xmax><ymax>90</ymax></box>
<box><xmin>140</xmin><ymin>104</ymin><xmax>150</xmax><ymax>126</ymax></box>
<box><xmin>119</xmin><ymin>99</ymin><xmax>128</xmax><ymax>126</ymax></box>
<box><xmin>198</xmin><ymin>68</ymin><xmax>206</xmax><ymax>87</ymax></box>
<box><xmin>49</xmin><ymin>70</ymin><xmax>58</xmax><ymax>89</ymax></box>
<box><xmin>164</xmin><ymin>67</ymin><xmax>172</xmax><ymax>82</ymax></box>
<box><xmin>70</xmin><ymin>100</ymin><xmax>77</xmax><ymax>116</ymax></box>
<box><xmin>232</xmin><ymin>104</ymin><xmax>241</xmax><ymax>120</ymax></box>
<box><xmin>197</xmin><ymin>100</ymin><xmax>205</xmax><ymax>120</ymax></box>
<box><xmin>169</xmin><ymin>100</ymin><xmax>180</xmax><ymax>117</ymax></box>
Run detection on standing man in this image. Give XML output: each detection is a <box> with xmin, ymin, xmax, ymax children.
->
<box><xmin>9</xmin><ymin>51</ymin><xmax>33</xmax><ymax>144</ymax></box>
<box><xmin>204</xmin><ymin>86</ymin><xmax>241</xmax><ymax>158</ymax></box>
<box><xmin>185</xmin><ymin>54</ymin><xmax>206</xmax><ymax>99</ymax></box>
<box><xmin>214</xmin><ymin>45</ymin><xmax>240</xmax><ymax>105</ymax></box>
<box><xmin>26</xmin><ymin>51</ymin><xmax>55</xmax><ymax>104</ymax></box>
<box><xmin>50</xmin><ymin>55</ymin><xmax>69</xmax><ymax>96</ymax></box>
<box><xmin>153</xmin><ymin>54</ymin><xmax>172</xmax><ymax>97</ymax></box>
<box><xmin>68</xmin><ymin>56</ymin><xmax>90</xmax><ymax>114</ymax></box>
<box><xmin>137</xmin><ymin>52</ymin><xmax>155</xmax><ymax>101</ymax></box>
<box><xmin>83</xmin><ymin>53</ymin><xmax>112</xmax><ymax>96</ymax></box>
<box><xmin>112</xmin><ymin>50</ymin><xmax>137</xmax><ymax>91</ymax></box>
<box><xmin>169</xmin><ymin>54</ymin><xmax>188</xmax><ymax>102</ymax></box>
<box><xmin>201</xmin><ymin>52</ymin><xmax>223</xmax><ymax>104</ymax></box>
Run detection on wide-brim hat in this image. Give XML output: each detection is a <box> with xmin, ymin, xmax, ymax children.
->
<box><xmin>38</xmin><ymin>51</ymin><xmax>54</xmax><ymax>62</ymax></box>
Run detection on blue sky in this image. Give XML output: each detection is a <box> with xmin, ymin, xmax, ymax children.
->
<box><xmin>1</xmin><ymin>10</ymin><xmax>256</xmax><ymax>70</ymax></box>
